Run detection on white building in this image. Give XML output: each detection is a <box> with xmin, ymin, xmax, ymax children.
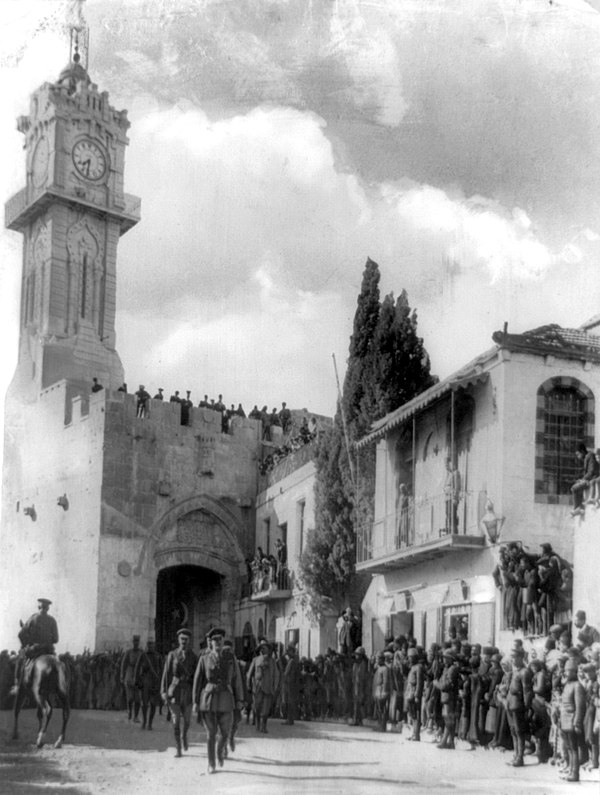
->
<box><xmin>357</xmin><ymin>322</ymin><xmax>600</xmax><ymax>653</ymax></box>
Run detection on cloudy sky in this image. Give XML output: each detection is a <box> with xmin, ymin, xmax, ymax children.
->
<box><xmin>2</xmin><ymin>0</ymin><xmax>600</xmax><ymax>420</ymax></box>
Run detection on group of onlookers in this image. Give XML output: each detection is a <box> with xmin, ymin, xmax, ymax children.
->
<box><xmin>244</xmin><ymin>540</ymin><xmax>290</xmax><ymax>595</ymax></box>
<box><xmin>259</xmin><ymin>416</ymin><xmax>319</xmax><ymax>475</ymax></box>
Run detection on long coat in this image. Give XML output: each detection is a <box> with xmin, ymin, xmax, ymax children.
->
<box><xmin>193</xmin><ymin>648</ymin><xmax>243</xmax><ymax>713</ymax></box>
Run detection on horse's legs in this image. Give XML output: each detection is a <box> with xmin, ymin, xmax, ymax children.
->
<box><xmin>11</xmin><ymin>686</ymin><xmax>26</xmax><ymax>740</ymax></box>
<box><xmin>54</xmin><ymin>690</ymin><xmax>70</xmax><ymax>748</ymax></box>
<box><xmin>54</xmin><ymin>663</ymin><xmax>70</xmax><ymax>748</ymax></box>
<box><xmin>34</xmin><ymin>684</ymin><xmax>52</xmax><ymax>749</ymax></box>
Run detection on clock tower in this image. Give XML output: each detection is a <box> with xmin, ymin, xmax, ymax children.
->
<box><xmin>5</xmin><ymin>49</ymin><xmax>140</xmax><ymax>399</ymax></box>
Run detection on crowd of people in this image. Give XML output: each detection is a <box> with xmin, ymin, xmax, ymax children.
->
<box><xmin>493</xmin><ymin>541</ymin><xmax>573</xmax><ymax>636</ymax></box>
<box><xmin>258</xmin><ymin>416</ymin><xmax>319</xmax><ymax>475</ymax></box>
<box><xmin>244</xmin><ymin>540</ymin><xmax>290</xmax><ymax>595</ymax></box>
<box><xmin>5</xmin><ymin>595</ymin><xmax>599</xmax><ymax>783</ymax></box>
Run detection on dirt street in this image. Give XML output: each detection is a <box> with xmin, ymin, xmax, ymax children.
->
<box><xmin>0</xmin><ymin>708</ymin><xmax>599</xmax><ymax>795</ymax></box>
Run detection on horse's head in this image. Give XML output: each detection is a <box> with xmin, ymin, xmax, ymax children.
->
<box><xmin>18</xmin><ymin>623</ymin><xmax>32</xmax><ymax>647</ymax></box>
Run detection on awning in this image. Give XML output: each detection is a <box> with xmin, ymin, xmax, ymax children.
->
<box><xmin>356</xmin><ymin>367</ymin><xmax>491</xmax><ymax>449</ymax></box>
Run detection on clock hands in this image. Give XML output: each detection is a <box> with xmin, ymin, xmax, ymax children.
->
<box><xmin>80</xmin><ymin>158</ymin><xmax>91</xmax><ymax>176</ymax></box>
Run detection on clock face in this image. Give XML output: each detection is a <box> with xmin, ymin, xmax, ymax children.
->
<box><xmin>31</xmin><ymin>136</ymin><xmax>49</xmax><ymax>188</ymax></box>
<box><xmin>72</xmin><ymin>139</ymin><xmax>107</xmax><ymax>181</ymax></box>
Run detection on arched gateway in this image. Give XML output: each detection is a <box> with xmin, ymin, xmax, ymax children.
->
<box><xmin>149</xmin><ymin>496</ymin><xmax>246</xmax><ymax>653</ymax></box>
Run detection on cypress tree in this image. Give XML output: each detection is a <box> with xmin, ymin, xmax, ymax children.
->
<box><xmin>298</xmin><ymin>260</ymin><xmax>435</xmax><ymax>619</ymax></box>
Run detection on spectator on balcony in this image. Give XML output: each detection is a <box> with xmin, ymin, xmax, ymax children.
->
<box><xmin>91</xmin><ymin>377</ymin><xmax>104</xmax><ymax>393</ymax></box>
<box><xmin>170</xmin><ymin>390</ymin><xmax>181</xmax><ymax>403</ymax></box>
<box><xmin>269</xmin><ymin>408</ymin><xmax>281</xmax><ymax>432</ymax></box>
<box><xmin>153</xmin><ymin>388</ymin><xmax>164</xmax><ymax>400</ymax></box>
<box><xmin>198</xmin><ymin>395</ymin><xmax>209</xmax><ymax>408</ymax></box>
<box><xmin>570</xmin><ymin>441</ymin><xmax>596</xmax><ymax>516</ymax></box>
<box><xmin>249</xmin><ymin>405</ymin><xmax>261</xmax><ymax>420</ymax></box>
<box><xmin>236</xmin><ymin>404</ymin><xmax>246</xmax><ymax>418</ymax></box>
<box><xmin>397</xmin><ymin>483</ymin><xmax>410</xmax><ymax>547</ymax></box>
<box><xmin>117</xmin><ymin>382</ymin><xmax>128</xmax><ymax>393</ymax></box>
<box><xmin>275</xmin><ymin>539</ymin><xmax>287</xmax><ymax>574</ymax></box>
<box><xmin>135</xmin><ymin>385</ymin><xmax>151</xmax><ymax>418</ymax></box>
<box><xmin>299</xmin><ymin>416</ymin><xmax>311</xmax><ymax>443</ymax></box>
<box><xmin>443</xmin><ymin>458</ymin><xmax>461</xmax><ymax>535</ymax></box>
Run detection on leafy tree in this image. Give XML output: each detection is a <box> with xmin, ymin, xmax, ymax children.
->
<box><xmin>298</xmin><ymin>258</ymin><xmax>435</xmax><ymax>619</ymax></box>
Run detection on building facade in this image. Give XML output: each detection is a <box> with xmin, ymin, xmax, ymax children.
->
<box><xmin>357</xmin><ymin>324</ymin><xmax>600</xmax><ymax>653</ymax></box>
<box><xmin>0</xmin><ymin>57</ymin><xmax>326</xmax><ymax>656</ymax></box>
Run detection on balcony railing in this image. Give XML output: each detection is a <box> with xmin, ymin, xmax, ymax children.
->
<box><xmin>357</xmin><ymin>490</ymin><xmax>484</xmax><ymax>565</ymax></box>
<box><xmin>242</xmin><ymin>563</ymin><xmax>292</xmax><ymax>601</ymax></box>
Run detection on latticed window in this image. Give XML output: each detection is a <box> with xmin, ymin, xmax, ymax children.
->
<box><xmin>542</xmin><ymin>387</ymin><xmax>586</xmax><ymax>496</ymax></box>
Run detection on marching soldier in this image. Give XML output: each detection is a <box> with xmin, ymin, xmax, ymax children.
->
<box><xmin>133</xmin><ymin>638</ymin><xmax>163</xmax><ymax>730</ymax></box>
<box><xmin>193</xmin><ymin>628</ymin><xmax>244</xmax><ymax>774</ymax></box>
<box><xmin>433</xmin><ymin>649</ymin><xmax>460</xmax><ymax>749</ymax></box>
<box><xmin>161</xmin><ymin>628</ymin><xmax>198</xmax><ymax>758</ymax></box>
<box><xmin>246</xmin><ymin>639</ymin><xmax>280</xmax><ymax>734</ymax></box>
<box><xmin>120</xmin><ymin>635</ymin><xmax>143</xmax><ymax>722</ymax></box>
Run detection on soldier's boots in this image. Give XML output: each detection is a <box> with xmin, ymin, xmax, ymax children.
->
<box><xmin>182</xmin><ymin>730</ymin><xmax>188</xmax><ymax>751</ymax></box>
<box><xmin>174</xmin><ymin>727</ymin><xmax>182</xmax><ymax>758</ymax></box>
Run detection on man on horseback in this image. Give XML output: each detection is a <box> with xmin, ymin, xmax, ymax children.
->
<box><xmin>11</xmin><ymin>598</ymin><xmax>59</xmax><ymax>695</ymax></box>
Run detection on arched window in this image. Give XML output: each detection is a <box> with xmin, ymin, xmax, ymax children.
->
<box><xmin>535</xmin><ymin>378</ymin><xmax>594</xmax><ymax>503</ymax></box>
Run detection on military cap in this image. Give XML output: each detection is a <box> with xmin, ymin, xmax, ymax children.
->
<box><xmin>511</xmin><ymin>646</ymin><xmax>525</xmax><ymax>657</ymax></box>
<box><xmin>206</xmin><ymin>627</ymin><xmax>225</xmax><ymax>640</ymax></box>
<box><xmin>376</xmin><ymin>652</ymin><xmax>385</xmax><ymax>663</ymax></box>
<box><xmin>491</xmin><ymin>653</ymin><xmax>502</xmax><ymax>663</ymax></box>
<box><xmin>37</xmin><ymin>598</ymin><xmax>52</xmax><ymax>606</ymax></box>
<box><xmin>353</xmin><ymin>646</ymin><xmax>366</xmax><ymax>656</ymax></box>
<box><xmin>223</xmin><ymin>639</ymin><xmax>233</xmax><ymax>648</ymax></box>
<box><xmin>539</xmin><ymin>542</ymin><xmax>552</xmax><ymax>553</ymax></box>
<box><xmin>549</xmin><ymin>624</ymin><xmax>563</xmax><ymax>635</ymax></box>
<box><xmin>258</xmin><ymin>638</ymin><xmax>271</xmax><ymax>649</ymax></box>
<box><xmin>383</xmin><ymin>650</ymin><xmax>393</xmax><ymax>659</ymax></box>
<box><xmin>176</xmin><ymin>628</ymin><xmax>192</xmax><ymax>638</ymax></box>
<box><xmin>286</xmin><ymin>645</ymin><xmax>297</xmax><ymax>654</ymax></box>
<box><xmin>407</xmin><ymin>648</ymin><xmax>418</xmax><ymax>658</ymax></box>
<box><xmin>482</xmin><ymin>646</ymin><xmax>494</xmax><ymax>656</ymax></box>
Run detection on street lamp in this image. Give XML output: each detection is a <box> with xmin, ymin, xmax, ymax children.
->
<box><xmin>481</xmin><ymin>498</ymin><xmax>505</xmax><ymax>544</ymax></box>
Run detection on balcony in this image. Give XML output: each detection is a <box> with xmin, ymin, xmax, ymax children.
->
<box><xmin>357</xmin><ymin>491</ymin><xmax>487</xmax><ymax>573</ymax></box>
<box><xmin>247</xmin><ymin>566</ymin><xmax>292</xmax><ymax>602</ymax></box>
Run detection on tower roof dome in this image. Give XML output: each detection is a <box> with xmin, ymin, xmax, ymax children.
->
<box><xmin>58</xmin><ymin>52</ymin><xmax>90</xmax><ymax>92</ymax></box>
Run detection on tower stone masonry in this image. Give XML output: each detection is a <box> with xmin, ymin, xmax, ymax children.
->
<box><xmin>0</xmin><ymin>55</ymin><xmax>265</xmax><ymax>653</ymax></box>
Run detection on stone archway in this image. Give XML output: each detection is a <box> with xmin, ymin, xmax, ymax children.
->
<box><xmin>150</xmin><ymin>496</ymin><xmax>246</xmax><ymax>652</ymax></box>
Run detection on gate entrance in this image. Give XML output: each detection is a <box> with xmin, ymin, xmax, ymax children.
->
<box><xmin>156</xmin><ymin>564</ymin><xmax>222</xmax><ymax>654</ymax></box>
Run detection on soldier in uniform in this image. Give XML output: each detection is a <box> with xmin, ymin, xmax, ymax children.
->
<box><xmin>506</xmin><ymin>646</ymin><xmax>533</xmax><ymax>767</ymax></box>
<box><xmin>433</xmin><ymin>649</ymin><xmax>460</xmax><ymax>749</ymax></box>
<box><xmin>120</xmin><ymin>635</ymin><xmax>142</xmax><ymax>722</ymax></box>
<box><xmin>161</xmin><ymin>628</ymin><xmax>198</xmax><ymax>758</ymax></box>
<box><xmin>193</xmin><ymin>628</ymin><xmax>244</xmax><ymax>774</ymax></box>
<box><xmin>246</xmin><ymin>639</ymin><xmax>280</xmax><ymax>734</ymax></box>
<box><xmin>133</xmin><ymin>638</ymin><xmax>163</xmax><ymax>730</ymax></box>
<box><xmin>405</xmin><ymin>647</ymin><xmax>425</xmax><ymax>741</ymax></box>
<box><xmin>281</xmin><ymin>645</ymin><xmax>301</xmax><ymax>725</ymax></box>
<box><xmin>11</xmin><ymin>598</ymin><xmax>59</xmax><ymax>694</ymax></box>
<box><xmin>560</xmin><ymin>657</ymin><xmax>586</xmax><ymax>782</ymax></box>
<box><xmin>349</xmin><ymin>646</ymin><xmax>369</xmax><ymax>726</ymax></box>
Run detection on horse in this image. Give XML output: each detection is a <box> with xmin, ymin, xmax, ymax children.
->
<box><xmin>12</xmin><ymin>653</ymin><xmax>70</xmax><ymax>748</ymax></box>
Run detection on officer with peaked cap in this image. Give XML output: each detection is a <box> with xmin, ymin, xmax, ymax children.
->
<box><xmin>12</xmin><ymin>598</ymin><xmax>59</xmax><ymax>695</ymax></box>
<box><xmin>161</xmin><ymin>628</ymin><xmax>198</xmax><ymax>758</ymax></box>
<box><xmin>193</xmin><ymin>628</ymin><xmax>244</xmax><ymax>774</ymax></box>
